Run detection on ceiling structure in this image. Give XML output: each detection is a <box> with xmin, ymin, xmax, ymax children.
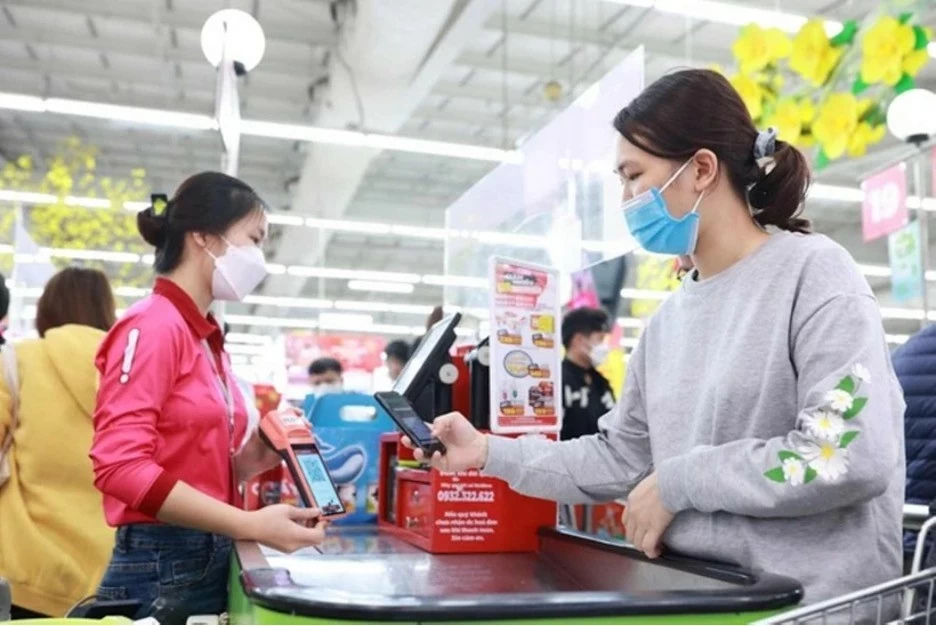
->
<box><xmin>0</xmin><ymin>0</ymin><xmax>935</xmax><ymax>348</ymax></box>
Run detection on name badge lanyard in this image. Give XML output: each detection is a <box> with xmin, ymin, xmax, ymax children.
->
<box><xmin>201</xmin><ymin>340</ymin><xmax>235</xmax><ymax>452</ymax></box>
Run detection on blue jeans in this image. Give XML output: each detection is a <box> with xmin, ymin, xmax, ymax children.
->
<box><xmin>96</xmin><ymin>524</ymin><xmax>232</xmax><ymax>623</ymax></box>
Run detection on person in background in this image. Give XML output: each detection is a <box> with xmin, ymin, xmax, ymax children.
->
<box><xmin>560</xmin><ymin>307</ymin><xmax>615</xmax><ymax>441</ymax></box>
<box><xmin>412</xmin><ymin>305</ymin><xmax>443</xmax><ymax>354</ymax></box>
<box><xmin>308</xmin><ymin>357</ymin><xmax>343</xmax><ymax>395</ymax></box>
<box><xmin>384</xmin><ymin>340</ymin><xmax>411</xmax><ymax>382</ymax></box>
<box><xmin>406</xmin><ymin>69</ymin><xmax>905</xmax><ymax>609</ymax></box>
<box><xmin>891</xmin><ymin>326</ymin><xmax>936</xmax><ymax>567</ymax></box>
<box><xmin>0</xmin><ymin>268</ymin><xmax>116</xmax><ymax>618</ymax></box>
<box><xmin>0</xmin><ymin>273</ymin><xmax>8</xmax><ymax>346</ymax></box>
<box><xmin>91</xmin><ymin>172</ymin><xmax>326</xmax><ymax>623</ymax></box>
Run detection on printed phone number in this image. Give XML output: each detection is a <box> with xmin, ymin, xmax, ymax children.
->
<box><xmin>437</xmin><ymin>490</ymin><xmax>496</xmax><ymax>503</ymax></box>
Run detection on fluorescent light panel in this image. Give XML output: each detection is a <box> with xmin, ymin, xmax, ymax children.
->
<box><xmin>347</xmin><ymin>280</ymin><xmax>415</xmax><ymax>294</ymax></box>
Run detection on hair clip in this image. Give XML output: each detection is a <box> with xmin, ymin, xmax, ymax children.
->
<box><xmin>151</xmin><ymin>193</ymin><xmax>169</xmax><ymax>217</ymax></box>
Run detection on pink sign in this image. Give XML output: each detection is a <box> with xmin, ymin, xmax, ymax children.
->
<box><xmin>862</xmin><ymin>163</ymin><xmax>908</xmax><ymax>242</ymax></box>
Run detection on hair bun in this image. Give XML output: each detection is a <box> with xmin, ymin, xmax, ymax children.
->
<box><xmin>137</xmin><ymin>205</ymin><xmax>169</xmax><ymax>248</ymax></box>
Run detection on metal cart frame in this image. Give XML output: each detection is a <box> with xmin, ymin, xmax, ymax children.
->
<box><xmin>756</xmin><ymin>504</ymin><xmax>936</xmax><ymax>625</ymax></box>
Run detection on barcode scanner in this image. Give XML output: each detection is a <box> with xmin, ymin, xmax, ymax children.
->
<box><xmin>258</xmin><ymin>411</ymin><xmax>346</xmax><ymax>519</ymax></box>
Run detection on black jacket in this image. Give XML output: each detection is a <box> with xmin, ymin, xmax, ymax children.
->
<box><xmin>560</xmin><ymin>359</ymin><xmax>615</xmax><ymax>441</ymax></box>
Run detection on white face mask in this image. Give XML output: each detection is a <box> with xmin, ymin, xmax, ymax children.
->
<box><xmin>588</xmin><ymin>342</ymin><xmax>611</xmax><ymax>367</ymax></box>
<box><xmin>312</xmin><ymin>382</ymin><xmax>343</xmax><ymax>396</ymax></box>
<box><xmin>205</xmin><ymin>237</ymin><xmax>268</xmax><ymax>302</ymax></box>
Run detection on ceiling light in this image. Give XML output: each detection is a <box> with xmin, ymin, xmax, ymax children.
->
<box><xmin>123</xmin><ymin>200</ymin><xmax>149</xmax><ymax>212</ymax></box>
<box><xmin>286</xmin><ymin>265</ymin><xmax>420</xmax><ymax>283</ymax></box>
<box><xmin>856</xmin><ymin>264</ymin><xmax>893</xmax><ymax>278</ymax></box>
<box><xmin>886</xmin><ymin>334</ymin><xmax>910</xmax><ymax>345</ymax></box>
<box><xmin>334</xmin><ymin>300</ymin><xmax>435</xmax><ymax>315</ymax></box>
<box><xmin>45</xmin><ymin>98</ymin><xmax>216</xmax><ymax>130</ymax></box>
<box><xmin>265</xmin><ymin>263</ymin><xmax>287</xmax><ymax>275</ymax></box>
<box><xmin>0</xmin><ymin>190</ymin><xmax>57</xmax><ymax>204</ymax></box>
<box><xmin>347</xmin><ymin>280</ymin><xmax>415</xmax><ymax>294</ymax></box>
<box><xmin>602</xmin><ymin>0</ymin><xmax>840</xmax><ymax>35</ymax></box>
<box><xmin>226</xmin><ymin>332</ymin><xmax>273</xmax><ymax>345</ymax></box>
<box><xmin>266</xmin><ymin>214</ymin><xmax>305</xmax><ymax>226</ymax></box>
<box><xmin>421</xmin><ymin>274</ymin><xmax>487</xmax><ymax>288</ymax></box>
<box><xmin>242</xmin><ymin>295</ymin><xmax>333</xmax><ymax>309</ymax></box>
<box><xmin>887</xmin><ymin>89</ymin><xmax>936</xmax><ymax>144</ymax></box>
<box><xmin>43</xmin><ymin>248</ymin><xmax>141</xmax><ymax>263</ymax></box>
<box><xmin>364</xmin><ymin>133</ymin><xmax>522</xmax><ymax>164</ymax></box>
<box><xmin>617</xmin><ymin>317</ymin><xmax>644</xmax><ymax>329</ymax></box>
<box><xmin>0</xmin><ymin>92</ymin><xmax>45</xmax><ymax>112</ymax></box>
<box><xmin>225</xmin><ymin>343</ymin><xmax>268</xmax><ymax>356</ymax></box>
<box><xmin>390</xmin><ymin>225</ymin><xmax>448</xmax><ymax>240</ymax></box>
<box><xmin>240</xmin><ymin>119</ymin><xmax>367</xmax><ymax>148</ymax></box>
<box><xmin>201</xmin><ymin>9</ymin><xmax>266</xmax><ymax>72</ymax></box>
<box><xmin>620</xmin><ymin>337</ymin><xmax>641</xmax><ymax>348</ymax></box>
<box><xmin>305</xmin><ymin>217</ymin><xmax>391</xmax><ymax>235</ymax></box>
<box><xmin>808</xmin><ymin>184</ymin><xmax>865</xmax><ymax>203</ymax></box>
<box><xmin>225</xmin><ymin>314</ymin><xmax>318</xmax><ymax>329</ymax></box>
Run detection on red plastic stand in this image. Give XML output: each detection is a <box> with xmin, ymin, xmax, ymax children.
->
<box><xmin>377</xmin><ymin>432</ymin><xmax>557</xmax><ymax>553</ymax></box>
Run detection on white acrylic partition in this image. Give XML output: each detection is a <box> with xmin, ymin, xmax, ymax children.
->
<box><xmin>443</xmin><ymin>48</ymin><xmax>646</xmax><ymax>330</ymax></box>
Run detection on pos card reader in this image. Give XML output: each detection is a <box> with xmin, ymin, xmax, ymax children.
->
<box><xmin>258</xmin><ymin>411</ymin><xmax>346</xmax><ymax>518</ymax></box>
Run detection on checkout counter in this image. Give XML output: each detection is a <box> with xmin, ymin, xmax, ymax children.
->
<box><xmin>228</xmin><ymin>314</ymin><xmax>804</xmax><ymax>624</ymax></box>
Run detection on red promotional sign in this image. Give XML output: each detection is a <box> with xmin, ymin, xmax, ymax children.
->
<box><xmin>284</xmin><ymin>332</ymin><xmax>387</xmax><ymax>384</ymax></box>
<box><xmin>862</xmin><ymin>163</ymin><xmax>908</xmax><ymax>242</ymax></box>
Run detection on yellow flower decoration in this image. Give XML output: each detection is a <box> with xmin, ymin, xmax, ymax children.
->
<box><xmin>790</xmin><ymin>20</ymin><xmax>843</xmax><ymax>86</ymax></box>
<box><xmin>765</xmin><ymin>99</ymin><xmax>804</xmax><ymax>145</ymax></box>
<box><xmin>732</xmin><ymin>24</ymin><xmax>792</xmax><ymax>74</ymax></box>
<box><xmin>847</xmin><ymin>122</ymin><xmax>887</xmax><ymax>158</ymax></box>
<box><xmin>729</xmin><ymin>73</ymin><xmax>765</xmax><ymax>121</ymax></box>
<box><xmin>812</xmin><ymin>93</ymin><xmax>859</xmax><ymax>159</ymax></box>
<box><xmin>903</xmin><ymin>48</ymin><xmax>930</xmax><ymax>77</ymax></box>
<box><xmin>861</xmin><ymin>16</ymin><xmax>915</xmax><ymax>86</ymax></box>
<box><xmin>799</xmin><ymin>99</ymin><xmax>816</xmax><ymax>125</ymax></box>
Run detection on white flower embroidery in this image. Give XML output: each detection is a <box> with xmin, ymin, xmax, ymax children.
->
<box><xmin>803</xmin><ymin>410</ymin><xmax>846</xmax><ymax>441</ymax></box>
<box><xmin>825</xmin><ymin>389</ymin><xmax>855</xmax><ymax>413</ymax></box>
<box><xmin>852</xmin><ymin>363</ymin><xmax>871</xmax><ymax>385</ymax></box>
<box><xmin>798</xmin><ymin>439</ymin><xmax>849</xmax><ymax>482</ymax></box>
<box><xmin>781</xmin><ymin>457</ymin><xmax>806</xmax><ymax>486</ymax></box>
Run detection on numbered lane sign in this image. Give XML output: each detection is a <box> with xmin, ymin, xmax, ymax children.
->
<box><xmin>862</xmin><ymin>163</ymin><xmax>908</xmax><ymax>242</ymax></box>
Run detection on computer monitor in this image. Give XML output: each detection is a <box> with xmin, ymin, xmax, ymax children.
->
<box><xmin>567</xmin><ymin>254</ymin><xmax>628</xmax><ymax>320</ymax></box>
<box><xmin>392</xmin><ymin>313</ymin><xmax>462</xmax><ymax>421</ymax></box>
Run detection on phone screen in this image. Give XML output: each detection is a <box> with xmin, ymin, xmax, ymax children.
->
<box><xmin>294</xmin><ymin>446</ymin><xmax>345</xmax><ymax>516</ymax></box>
<box><xmin>380</xmin><ymin>393</ymin><xmax>434</xmax><ymax>444</ymax></box>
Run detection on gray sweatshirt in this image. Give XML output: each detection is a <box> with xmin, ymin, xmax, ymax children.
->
<box><xmin>484</xmin><ymin>231</ymin><xmax>905</xmax><ymax>604</ymax></box>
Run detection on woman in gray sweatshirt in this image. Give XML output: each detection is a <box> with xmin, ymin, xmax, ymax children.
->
<box><xmin>409</xmin><ymin>68</ymin><xmax>905</xmax><ymax>606</ymax></box>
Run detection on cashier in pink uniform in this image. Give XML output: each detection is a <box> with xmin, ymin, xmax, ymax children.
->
<box><xmin>90</xmin><ymin>172</ymin><xmax>326</xmax><ymax>623</ymax></box>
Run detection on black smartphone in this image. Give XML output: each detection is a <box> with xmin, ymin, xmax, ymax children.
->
<box><xmin>374</xmin><ymin>391</ymin><xmax>447</xmax><ymax>456</ymax></box>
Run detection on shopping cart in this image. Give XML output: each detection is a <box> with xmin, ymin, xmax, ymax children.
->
<box><xmin>755</xmin><ymin>504</ymin><xmax>936</xmax><ymax>625</ymax></box>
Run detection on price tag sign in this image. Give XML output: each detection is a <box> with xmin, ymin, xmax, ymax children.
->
<box><xmin>888</xmin><ymin>220</ymin><xmax>923</xmax><ymax>304</ymax></box>
<box><xmin>862</xmin><ymin>163</ymin><xmax>908</xmax><ymax>242</ymax></box>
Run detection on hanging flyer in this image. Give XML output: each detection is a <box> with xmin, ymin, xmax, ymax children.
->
<box><xmin>488</xmin><ymin>256</ymin><xmax>562</xmax><ymax>434</ymax></box>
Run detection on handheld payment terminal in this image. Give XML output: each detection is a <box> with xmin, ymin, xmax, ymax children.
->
<box><xmin>374</xmin><ymin>391</ymin><xmax>447</xmax><ymax>457</ymax></box>
<box><xmin>258</xmin><ymin>411</ymin><xmax>346</xmax><ymax>518</ymax></box>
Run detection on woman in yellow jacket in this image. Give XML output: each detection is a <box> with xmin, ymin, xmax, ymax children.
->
<box><xmin>0</xmin><ymin>268</ymin><xmax>116</xmax><ymax>618</ymax></box>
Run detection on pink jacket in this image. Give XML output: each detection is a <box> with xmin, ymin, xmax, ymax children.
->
<box><xmin>90</xmin><ymin>278</ymin><xmax>248</xmax><ymax>526</ymax></box>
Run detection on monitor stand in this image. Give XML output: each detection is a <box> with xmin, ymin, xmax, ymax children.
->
<box><xmin>410</xmin><ymin>357</ymin><xmax>454</xmax><ymax>423</ymax></box>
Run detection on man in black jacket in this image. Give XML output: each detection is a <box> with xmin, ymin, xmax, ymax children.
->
<box><xmin>560</xmin><ymin>307</ymin><xmax>615</xmax><ymax>441</ymax></box>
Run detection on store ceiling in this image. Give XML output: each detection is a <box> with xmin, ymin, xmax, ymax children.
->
<box><xmin>0</xmin><ymin>0</ymin><xmax>934</xmax><ymax>339</ymax></box>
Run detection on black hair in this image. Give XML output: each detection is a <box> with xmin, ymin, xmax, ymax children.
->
<box><xmin>562</xmin><ymin>307</ymin><xmax>610</xmax><ymax>349</ymax></box>
<box><xmin>613</xmin><ymin>69</ymin><xmax>811</xmax><ymax>233</ymax></box>
<box><xmin>308</xmin><ymin>357</ymin><xmax>343</xmax><ymax>377</ymax></box>
<box><xmin>137</xmin><ymin>171</ymin><xmax>268</xmax><ymax>273</ymax></box>
<box><xmin>0</xmin><ymin>272</ymin><xmax>8</xmax><ymax>320</ymax></box>
<box><xmin>385</xmin><ymin>339</ymin><xmax>411</xmax><ymax>364</ymax></box>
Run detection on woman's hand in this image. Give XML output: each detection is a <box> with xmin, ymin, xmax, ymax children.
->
<box><xmin>401</xmin><ymin>412</ymin><xmax>488</xmax><ymax>473</ymax></box>
<box><xmin>244</xmin><ymin>504</ymin><xmax>328</xmax><ymax>553</ymax></box>
<box><xmin>622</xmin><ymin>472</ymin><xmax>674</xmax><ymax>559</ymax></box>
<box><xmin>234</xmin><ymin>409</ymin><xmax>301</xmax><ymax>482</ymax></box>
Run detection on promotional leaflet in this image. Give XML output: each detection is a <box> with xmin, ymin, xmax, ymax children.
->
<box><xmin>488</xmin><ymin>257</ymin><xmax>562</xmax><ymax>433</ymax></box>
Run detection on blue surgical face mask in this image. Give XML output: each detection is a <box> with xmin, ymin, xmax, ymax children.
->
<box><xmin>621</xmin><ymin>159</ymin><xmax>706</xmax><ymax>256</ymax></box>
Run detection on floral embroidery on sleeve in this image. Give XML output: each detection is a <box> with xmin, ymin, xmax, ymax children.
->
<box><xmin>764</xmin><ymin>363</ymin><xmax>868</xmax><ymax>485</ymax></box>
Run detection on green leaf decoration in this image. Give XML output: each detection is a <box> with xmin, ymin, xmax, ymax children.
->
<box><xmin>764</xmin><ymin>467</ymin><xmax>786</xmax><ymax>483</ymax></box>
<box><xmin>837</xmin><ymin>376</ymin><xmax>855</xmax><ymax>395</ymax></box>
<box><xmin>898</xmin><ymin>12</ymin><xmax>914</xmax><ymax>25</ymax></box>
<box><xmin>830</xmin><ymin>20</ymin><xmax>858</xmax><ymax>47</ymax></box>
<box><xmin>778</xmin><ymin>450</ymin><xmax>803</xmax><ymax>462</ymax></box>
<box><xmin>913</xmin><ymin>25</ymin><xmax>929</xmax><ymax>50</ymax></box>
<box><xmin>839</xmin><ymin>430</ymin><xmax>860</xmax><ymax>448</ymax></box>
<box><xmin>895</xmin><ymin>73</ymin><xmax>915</xmax><ymax>95</ymax></box>
<box><xmin>804</xmin><ymin>467</ymin><xmax>818</xmax><ymax>484</ymax></box>
<box><xmin>852</xmin><ymin>76</ymin><xmax>869</xmax><ymax>95</ymax></box>
<box><xmin>815</xmin><ymin>150</ymin><xmax>830</xmax><ymax>170</ymax></box>
<box><xmin>843</xmin><ymin>397</ymin><xmax>868</xmax><ymax>420</ymax></box>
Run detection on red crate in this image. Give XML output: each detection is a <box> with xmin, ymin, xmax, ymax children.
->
<box><xmin>377</xmin><ymin>433</ymin><xmax>556</xmax><ymax>553</ymax></box>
